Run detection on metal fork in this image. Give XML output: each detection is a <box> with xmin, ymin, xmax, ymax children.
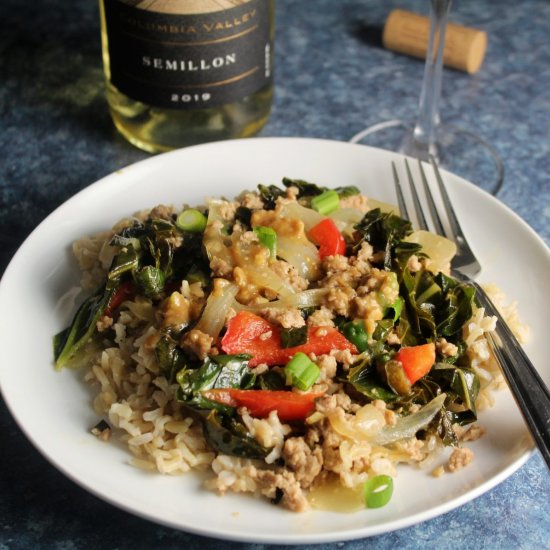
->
<box><xmin>392</xmin><ymin>157</ymin><xmax>550</xmax><ymax>470</ymax></box>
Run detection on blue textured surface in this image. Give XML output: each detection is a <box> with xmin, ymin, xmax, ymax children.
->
<box><xmin>1</xmin><ymin>0</ymin><xmax>549</xmax><ymax>547</ymax></box>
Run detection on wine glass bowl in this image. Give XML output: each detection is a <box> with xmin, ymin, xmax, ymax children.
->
<box><xmin>351</xmin><ymin>0</ymin><xmax>504</xmax><ymax>195</ymax></box>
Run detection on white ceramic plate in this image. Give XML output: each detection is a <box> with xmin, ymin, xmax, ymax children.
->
<box><xmin>1</xmin><ymin>138</ymin><xmax>548</xmax><ymax>544</ymax></box>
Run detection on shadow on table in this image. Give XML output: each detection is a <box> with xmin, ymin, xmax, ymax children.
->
<box><xmin>349</xmin><ymin>21</ymin><xmax>385</xmax><ymax>49</ymax></box>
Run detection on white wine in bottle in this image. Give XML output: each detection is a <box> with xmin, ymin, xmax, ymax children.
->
<box><xmin>99</xmin><ymin>0</ymin><xmax>274</xmax><ymax>153</ymax></box>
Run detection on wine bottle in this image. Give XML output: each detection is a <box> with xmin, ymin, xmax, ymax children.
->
<box><xmin>99</xmin><ymin>0</ymin><xmax>274</xmax><ymax>153</ymax></box>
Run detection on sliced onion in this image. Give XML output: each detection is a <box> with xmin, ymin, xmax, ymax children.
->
<box><xmin>245</xmin><ymin>265</ymin><xmax>296</xmax><ymax>298</ymax></box>
<box><xmin>195</xmin><ymin>281</ymin><xmax>239</xmax><ymax>338</ymax></box>
<box><xmin>329</xmin><ymin>207</ymin><xmax>364</xmax><ymax>234</ymax></box>
<box><xmin>329</xmin><ymin>208</ymin><xmax>365</xmax><ymax>230</ymax></box>
<box><xmin>281</xmin><ymin>201</ymin><xmax>324</xmax><ymax>232</ymax></box>
<box><xmin>404</xmin><ymin>230</ymin><xmax>457</xmax><ymax>273</ymax></box>
<box><xmin>367</xmin><ymin>198</ymin><xmax>399</xmax><ymax>215</ymax></box>
<box><xmin>277</xmin><ymin>236</ymin><xmax>321</xmax><ymax>281</ymax></box>
<box><xmin>224</xmin><ymin>225</ymin><xmax>298</xmax><ymax>299</ymax></box>
<box><xmin>327</xmin><ymin>405</ymin><xmax>386</xmax><ymax>440</ymax></box>
<box><xmin>374</xmin><ymin>393</ymin><xmax>447</xmax><ymax>445</ymax></box>
<box><xmin>246</xmin><ymin>288</ymin><xmax>328</xmax><ymax>311</ymax></box>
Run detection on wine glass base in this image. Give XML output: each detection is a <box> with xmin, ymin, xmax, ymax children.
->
<box><xmin>350</xmin><ymin>120</ymin><xmax>504</xmax><ymax>195</ymax></box>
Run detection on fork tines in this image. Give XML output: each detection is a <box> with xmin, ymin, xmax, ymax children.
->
<box><xmin>392</xmin><ymin>157</ymin><xmax>445</xmax><ymax>236</ymax></box>
<box><xmin>392</xmin><ymin>156</ymin><xmax>481</xmax><ymax>277</ymax></box>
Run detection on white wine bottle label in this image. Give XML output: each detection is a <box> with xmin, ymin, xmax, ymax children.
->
<box><xmin>104</xmin><ymin>0</ymin><xmax>272</xmax><ymax>109</ymax></box>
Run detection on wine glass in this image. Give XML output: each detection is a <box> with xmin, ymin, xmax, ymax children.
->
<box><xmin>351</xmin><ymin>0</ymin><xmax>504</xmax><ymax>195</ymax></box>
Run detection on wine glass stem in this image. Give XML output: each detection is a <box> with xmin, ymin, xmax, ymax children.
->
<box><xmin>408</xmin><ymin>0</ymin><xmax>452</xmax><ymax>159</ymax></box>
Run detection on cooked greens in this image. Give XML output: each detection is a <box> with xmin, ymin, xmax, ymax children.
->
<box><xmin>176</xmin><ymin>353</ymin><xmax>255</xmax><ymax>413</ymax></box>
<box><xmin>258</xmin><ymin>177</ymin><xmax>360</xmax><ymax>210</ymax></box>
<box><xmin>201</xmin><ymin>410</ymin><xmax>269</xmax><ymax>459</ymax></box>
<box><xmin>53</xmin><ymin>215</ymin><xmax>209</xmax><ymax>370</ymax></box>
<box><xmin>53</xmin><ymin>284</ymin><xmax>117</xmax><ymax>370</ymax></box>
<box><xmin>280</xmin><ymin>326</ymin><xmax>308</xmax><ymax>348</ymax></box>
<box><xmin>54</xmin><ymin>175</ymin><xmax>489</xmax><ymax>488</ymax></box>
<box><xmin>354</xmin><ymin>208</ymin><xmax>414</xmax><ymax>270</ymax></box>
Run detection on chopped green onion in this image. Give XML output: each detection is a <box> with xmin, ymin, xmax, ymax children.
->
<box><xmin>311</xmin><ymin>190</ymin><xmax>340</xmax><ymax>215</ymax></box>
<box><xmin>254</xmin><ymin>226</ymin><xmax>277</xmax><ymax>258</ymax></box>
<box><xmin>284</xmin><ymin>352</ymin><xmax>320</xmax><ymax>391</ymax></box>
<box><xmin>176</xmin><ymin>209</ymin><xmax>207</xmax><ymax>233</ymax></box>
<box><xmin>363</xmin><ymin>475</ymin><xmax>393</xmax><ymax>508</ymax></box>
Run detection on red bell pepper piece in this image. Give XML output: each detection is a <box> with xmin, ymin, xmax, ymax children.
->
<box><xmin>104</xmin><ymin>280</ymin><xmax>135</xmax><ymax>317</ymax></box>
<box><xmin>308</xmin><ymin>218</ymin><xmax>346</xmax><ymax>259</ymax></box>
<box><xmin>394</xmin><ymin>343</ymin><xmax>436</xmax><ymax>385</ymax></box>
<box><xmin>221</xmin><ymin>311</ymin><xmax>357</xmax><ymax>367</ymax></box>
<box><xmin>202</xmin><ymin>389</ymin><xmax>324</xmax><ymax>422</ymax></box>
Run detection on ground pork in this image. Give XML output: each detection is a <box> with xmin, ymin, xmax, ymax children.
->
<box><xmin>364</xmin><ymin>268</ymin><xmax>398</xmax><ymax>299</ymax></box>
<box><xmin>386</xmin><ymin>330</ymin><xmax>401</xmax><ymax>345</ymax></box>
<box><xmin>339</xmin><ymin>440</ymin><xmax>373</xmax><ymax>477</ymax></box>
<box><xmin>255</xmin><ymin>469</ymin><xmax>309</xmax><ymax>512</ymax></box>
<box><xmin>322</xmin><ymin>254</ymin><xmax>350</xmax><ymax>275</ymax></box>
<box><xmin>304</xmin><ymin>426</ymin><xmax>321</xmax><ymax>448</ymax></box>
<box><xmin>250</xmin><ymin>362</ymin><xmax>269</xmax><ymax>376</ymax></box>
<box><xmin>252</xmin><ymin>207</ymin><xmax>306</xmax><ymax>239</ymax></box>
<box><xmin>319</xmin><ymin>422</ymin><xmax>344</xmax><ymax>473</ymax></box>
<box><xmin>239</xmin><ymin>230</ymin><xmax>260</xmax><ymax>246</ymax></box>
<box><xmin>447</xmin><ymin>447</ymin><xmax>474</xmax><ymax>472</ymax></box>
<box><xmin>313</xmin><ymin>354</ymin><xmax>338</xmax><ymax>381</ymax></box>
<box><xmin>462</xmin><ymin>425</ymin><xmax>486</xmax><ymax>442</ymax></box>
<box><xmin>354</xmin><ymin>242</ymin><xmax>374</xmax><ymax>268</ymax></box>
<box><xmin>210</xmin><ymin>256</ymin><xmax>232</xmax><ymax>277</ymax></box>
<box><xmin>384</xmin><ymin>409</ymin><xmax>397</xmax><ymax>426</ymax></box>
<box><xmin>282</xmin><ymin>437</ymin><xmax>323</xmax><ymax>489</ymax></box>
<box><xmin>180</xmin><ymin>329</ymin><xmax>213</xmax><ymax>360</ymax></box>
<box><xmin>307</xmin><ymin>307</ymin><xmax>334</xmax><ymax>327</ymax></box>
<box><xmin>149</xmin><ymin>204</ymin><xmax>174</xmax><ymax>220</ymax></box>
<box><xmin>260</xmin><ymin>307</ymin><xmax>305</xmax><ymax>329</ymax></box>
<box><xmin>407</xmin><ymin>254</ymin><xmax>423</xmax><ymax>272</ymax></box>
<box><xmin>393</xmin><ymin>438</ymin><xmax>425</xmax><ymax>461</ymax></box>
<box><xmin>319</xmin><ymin>244</ymin><xmax>380</xmax><ymax>317</ymax></box>
<box><xmin>324</xmin><ymin>287</ymin><xmax>356</xmax><ymax>317</ymax></box>
<box><xmin>218</xmin><ymin>201</ymin><xmax>238</xmax><ymax>221</ymax></box>
<box><xmin>339</xmin><ymin>194</ymin><xmax>370</xmax><ymax>212</ymax></box>
<box><xmin>352</xmin><ymin>293</ymin><xmax>383</xmax><ymax>322</ymax></box>
<box><xmin>329</xmin><ymin>348</ymin><xmax>356</xmax><ymax>369</ymax></box>
<box><xmin>436</xmin><ymin>337</ymin><xmax>459</xmax><ymax>357</ymax></box>
<box><xmin>96</xmin><ymin>315</ymin><xmax>113</xmax><ymax>332</ymax></box>
<box><xmin>270</xmin><ymin>260</ymin><xmax>309</xmax><ymax>291</ymax></box>
<box><xmin>315</xmin><ymin>393</ymin><xmax>354</xmax><ymax>414</ymax></box>
<box><xmin>285</xmin><ymin>186</ymin><xmax>299</xmax><ymax>200</ymax></box>
<box><xmin>239</xmin><ymin>192</ymin><xmax>264</xmax><ymax>210</ymax></box>
<box><xmin>454</xmin><ymin>424</ymin><xmax>486</xmax><ymax>442</ymax></box>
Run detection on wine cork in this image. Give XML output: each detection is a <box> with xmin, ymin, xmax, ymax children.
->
<box><xmin>382</xmin><ymin>9</ymin><xmax>487</xmax><ymax>74</ymax></box>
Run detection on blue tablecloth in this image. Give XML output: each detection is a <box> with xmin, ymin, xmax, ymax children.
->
<box><xmin>1</xmin><ymin>0</ymin><xmax>548</xmax><ymax>547</ymax></box>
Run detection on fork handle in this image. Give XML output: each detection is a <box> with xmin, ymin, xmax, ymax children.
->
<box><xmin>471</xmin><ymin>281</ymin><xmax>550</xmax><ymax>469</ymax></box>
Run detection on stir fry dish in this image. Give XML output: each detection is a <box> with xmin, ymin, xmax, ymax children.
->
<box><xmin>54</xmin><ymin>177</ymin><xmax>506</xmax><ymax>512</ymax></box>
